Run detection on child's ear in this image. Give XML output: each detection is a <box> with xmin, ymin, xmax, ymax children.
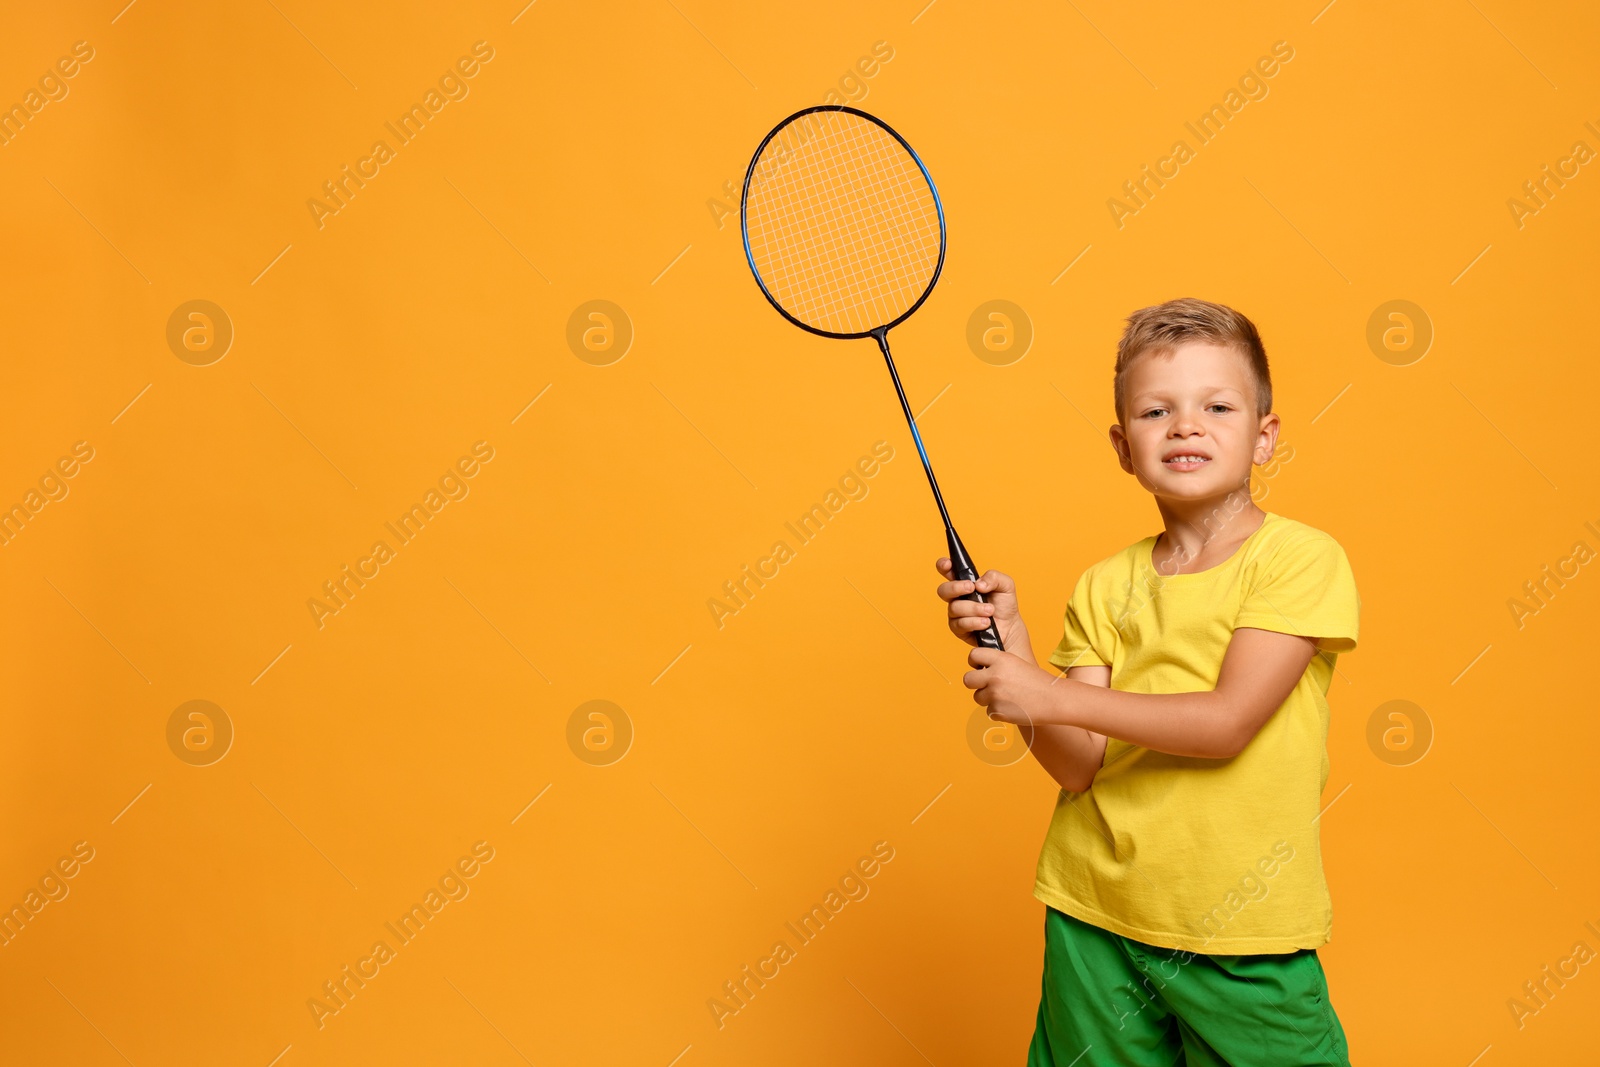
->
<box><xmin>1108</xmin><ymin>424</ymin><xmax>1137</xmax><ymax>475</ymax></box>
<box><xmin>1252</xmin><ymin>412</ymin><xmax>1281</xmax><ymax>464</ymax></box>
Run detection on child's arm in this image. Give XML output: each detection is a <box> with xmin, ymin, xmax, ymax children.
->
<box><xmin>963</xmin><ymin>628</ymin><xmax>1319</xmax><ymax>760</ymax></box>
<box><xmin>934</xmin><ymin>562</ymin><xmax>1107</xmax><ymax>791</ymax></box>
<box><xmin>1026</xmin><ymin>666</ymin><xmax>1110</xmax><ymax>792</ymax></box>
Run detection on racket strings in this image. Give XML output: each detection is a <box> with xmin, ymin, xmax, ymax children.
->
<box><xmin>762</xmin><ymin>118</ymin><xmax>933</xmax><ymax>330</ymax></box>
<box><xmin>745</xmin><ymin>111</ymin><xmax>941</xmax><ymax>335</ymax></box>
<box><xmin>821</xmin><ymin>126</ymin><xmax>930</xmax><ymax>323</ymax></box>
<box><xmin>762</xmin><ymin>127</ymin><xmax>892</xmax><ymax>325</ymax></box>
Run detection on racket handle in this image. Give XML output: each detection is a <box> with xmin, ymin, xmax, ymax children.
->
<box><xmin>946</xmin><ymin>528</ymin><xmax>1004</xmax><ymax>651</ymax></box>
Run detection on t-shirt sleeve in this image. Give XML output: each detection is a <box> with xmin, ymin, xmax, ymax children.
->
<box><xmin>1235</xmin><ymin>534</ymin><xmax>1360</xmax><ymax>653</ymax></box>
<box><xmin>1048</xmin><ymin>568</ymin><xmax>1114</xmax><ymax>670</ymax></box>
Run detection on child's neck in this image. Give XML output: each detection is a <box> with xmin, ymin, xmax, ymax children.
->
<box><xmin>1151</xmin><ymin>489</ymin><xmax>1267</xmax><ymax>574</ymax></box>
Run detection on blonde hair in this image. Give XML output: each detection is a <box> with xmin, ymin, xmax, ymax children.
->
<box><xmin>1114</xmin><ymin>297</ymin><xmax>1271</xmax><ymax>421</ymax></box>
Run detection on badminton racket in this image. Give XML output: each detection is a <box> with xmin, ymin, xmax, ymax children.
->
<box><xmin>739</xmin><ymin>105</ymin><xmax>1003</xmax><ymax>650</ymax></box>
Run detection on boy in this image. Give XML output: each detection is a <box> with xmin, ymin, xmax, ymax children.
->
<box><xmin>935</xmin><ymin>297</ymin><xmax>1358</xmax><ymax>1065</ymax></box>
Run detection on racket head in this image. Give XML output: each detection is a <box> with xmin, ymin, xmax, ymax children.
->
<box><xmin>740</xmin><ymin>105</ymin><xmax>946</xmax><ymax>340</ymax></box>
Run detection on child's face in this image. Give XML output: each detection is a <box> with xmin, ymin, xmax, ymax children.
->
<box><xmin>1110</xmin><ymin>342</ymin><xmax>1278</xmax><ymax>505</ymax></box>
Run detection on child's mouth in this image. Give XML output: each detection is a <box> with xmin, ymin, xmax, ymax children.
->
<box><xmin>1162</xmin><ymin>454</ymin><xmax>1211</xmax><ymax>470</ymax></box>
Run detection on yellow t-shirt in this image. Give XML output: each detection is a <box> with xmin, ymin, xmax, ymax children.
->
<box><xmin>1035</xmin><ymin>512</ymin><xmax>1360</xmax><ymax>954</ymax></box>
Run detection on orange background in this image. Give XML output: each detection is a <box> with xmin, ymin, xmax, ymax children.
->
<box><xmin>2</xmin><ymin>1</ymin><xmax>1597</xmax><ymax>1064</ymax></box>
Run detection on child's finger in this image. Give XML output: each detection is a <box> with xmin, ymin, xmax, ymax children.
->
<box><xmin>934</xmin><ymin>557</ymin><xmax>953</xmax><ymax>577</ymax></box>
<box><xmin>948</xmin><ymin>600</ymin><xmax>994</xmax><ymax>619</ymax></box>
<box><xmin>979</xmin><ymin>569</ymin><xmax>1016</xmax><ymax>593</ymax></box>
<box><xmin>967</xmin><ymin>646</ymin><xmax>1003</xmax><ymax>668</ymax></box>
<box><xmin>934</xmin><ymin>579</ymin><xmax>976</xmax><ymax>602</ymax></box>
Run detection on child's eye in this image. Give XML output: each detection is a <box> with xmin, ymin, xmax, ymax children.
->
<box><xmin>1207</xmin><ymin>404</ymin><xmax>1231</xmax><ymax>414</ymax></box>
<box><xmin>1142</xmin><ymin>408</ymin><xmax>1168</xmax><ymax>419</ymax></box>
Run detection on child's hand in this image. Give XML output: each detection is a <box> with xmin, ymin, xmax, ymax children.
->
<box><xmin>934</xmin><ymin>559</ymin><xmax>1032</xmax><ymax>654</ymax></box>
<box><xmin>963</xmin><ymin>646</ymin><xmax>1055</xmax><ymax>724</ymax></box>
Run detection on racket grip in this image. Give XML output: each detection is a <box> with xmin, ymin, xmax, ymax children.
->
<box><xmin>947</xmin><ymin>529</ymin><xmax>1004</xmax><ymax>651</ymax></box>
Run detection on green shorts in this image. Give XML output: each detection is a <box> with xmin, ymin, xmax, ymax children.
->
<box><xmin>1028</xmin><ymin>908</ymin><xmax>1351</xmax><ymax>1066</ymax></box>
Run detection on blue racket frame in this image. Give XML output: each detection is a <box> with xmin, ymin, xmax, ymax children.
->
<box><xmin>739</xmin><ymin>104</ymin><xmax>947</xmax><ymax>341</ymax></box>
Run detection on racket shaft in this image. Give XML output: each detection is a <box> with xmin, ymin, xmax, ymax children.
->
<box><xmin>870</xmin><ymin>328</ymin><xmax>1005</xmax><ymax>653</ymax></box>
